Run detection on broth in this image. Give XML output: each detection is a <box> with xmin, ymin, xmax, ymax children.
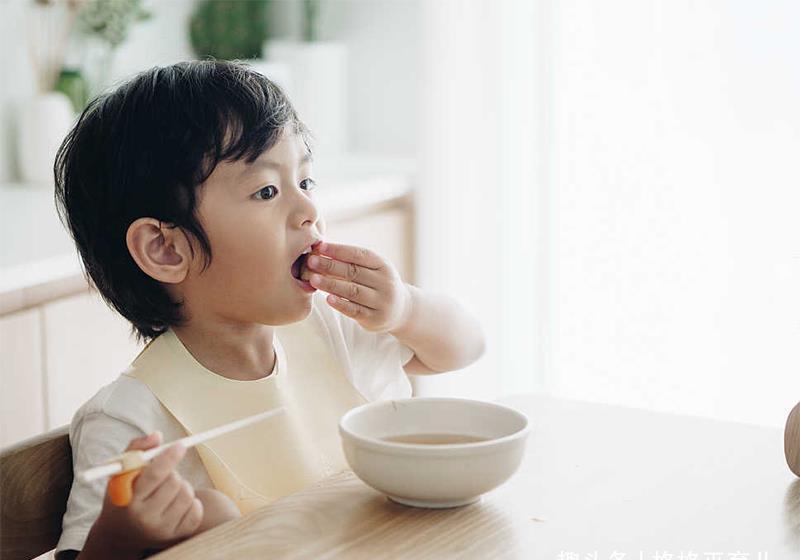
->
<box><xmin>381</xmin><ymin>433</ymin><xmax>490</xmax><ymax>445</ymax></box>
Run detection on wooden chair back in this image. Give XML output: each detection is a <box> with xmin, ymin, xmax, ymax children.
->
<box><xmin>0</xmin><ymin>427</ymin><xmax>72</xmax><ymax>560</ymax></box>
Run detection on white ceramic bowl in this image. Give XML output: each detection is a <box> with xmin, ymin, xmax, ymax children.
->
<box><xmin>338</xmin><ymin>397</ymin><xmax>530</xmax><ymax>508</ymax></box>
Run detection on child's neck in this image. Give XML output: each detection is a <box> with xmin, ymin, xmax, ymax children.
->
<box><xmin>171</xmin><ymin>322</ymin><xmax>276</xmax><ymax>381</ymax></box>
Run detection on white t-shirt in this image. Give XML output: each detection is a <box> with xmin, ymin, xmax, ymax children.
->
<box><xmin>55</xmin><ymin>291</ymin><xmax>414</xmax><ymax>556</ymax></box>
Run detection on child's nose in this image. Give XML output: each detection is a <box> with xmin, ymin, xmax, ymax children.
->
<box><xmin>292</xmin><ymin>190</ymin><xmax>321</xmax><ymax>229</ymax></box>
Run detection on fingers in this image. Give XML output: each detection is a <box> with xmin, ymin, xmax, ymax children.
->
<box><xmin>126</xmin><ymin>431</ymin><xmax>162</xmax><ymax>452</ymax></box>
<box><xmin>304</xmin><ymin>254</ymin><xmax>381</xmax><ymax>288</ymax></box>
<box><xmin>316</xmin><ymin>242</ymin><xmax>384</xmax><ymax>270</ymax></box>
<box><xmin>325</xmin><ymin>294</ymin><xmax>373</xmax><ymax>320</ymax></box>
<box><xmin>143</xmin><ymin>470</ymin><xmax>186</xmax><ymax>513</ymax></box>
<box><xmin>307</xmin><ymin>273</ymin><xmax>380</xmax><ymax>309</ymax></box>
<box><xmin>173</xmin><ymin>497</ymin><xmax>204</xmax><ymax>537</ymax></box>
<box><xmin>131</xmin><ymin>443</ymin><xmax>187</xmax><ymax>501</ymax></box>
<box><xmin>104</xmin><ymin>433</ymin><xmax>204</xmax><ymax>547</ymax></box>
<box><xmin>160</xmin><ymin>478</ymin><xmax>199</xmax><ymax>533</ymax></box>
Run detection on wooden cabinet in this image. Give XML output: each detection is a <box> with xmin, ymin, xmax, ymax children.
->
<box><xmin>42</xmin><ymin>290</ymin><xmax>143</xmax><ymax>429</ymax></box>
<box><xmin>0</xmin><ymin>308</ymin><xmax>45</xmax><ymax>446</ymax></box>
<box><xmin>0</xmin><ymin>294</ymin><xmax>142</xmax><ymax>447</ymax></box>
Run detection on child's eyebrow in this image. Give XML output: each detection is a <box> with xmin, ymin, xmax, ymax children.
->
<box><xmin>241</xmin><ymin>152</ymin><xmax>313</xmax><ymax>177</ymax></box>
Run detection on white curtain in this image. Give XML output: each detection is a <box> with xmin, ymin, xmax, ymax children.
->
<box><xmin>413</xmin><ymin>0</ymin><xmax>542</xmax><ymax>400</ymax></box>
<box><xmin>414</xmin><ymin>0</ymin><xmax>800</xmax><ymax>428</ymax></box>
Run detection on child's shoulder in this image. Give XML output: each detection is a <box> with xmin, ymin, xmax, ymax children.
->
<box><xmin>71</xmin><ymin>372</ymin><xmax>163</xmax><ymax>433</ymax></box>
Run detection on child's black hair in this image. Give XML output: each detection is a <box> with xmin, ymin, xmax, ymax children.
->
<box><xmin>54</xmin><ymin>59</ymin><xmax>311</xmax><ymax>342</ymax></box>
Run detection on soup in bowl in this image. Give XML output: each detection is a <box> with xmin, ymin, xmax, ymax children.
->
<box><xmin>338</xmin><ymin>397</ymin><xmax>530</xmax><ymax>508</ymax></box>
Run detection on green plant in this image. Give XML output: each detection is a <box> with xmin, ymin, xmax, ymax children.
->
<box><xmin>76</xmin><ymin>0</ymin><xmax>151</xmax><ymax>49</ymax></box>
<box><xmin>54</xmin><ymin>68</ymin><xmax>89</xmax><ymax>112</ymax></box>
<box><xmin>302</xmin><ymin>0</ymin><xmax>320</xmax><ymax>42</ymax></box>
<box><xmin>190</xmin><ymin>0</ymin><xmax>270</xmax><ymax>60</ymax></box>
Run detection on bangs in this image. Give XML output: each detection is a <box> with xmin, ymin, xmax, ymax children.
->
<box><xmin>193</xmin><ymin>63</ymin><xmax>314</xmax><ymax>185</ymax></box>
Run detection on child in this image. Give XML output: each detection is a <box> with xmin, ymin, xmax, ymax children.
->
<box><xmin>52</xmin><ymin>60</ymin><xmax>485</xmax><ymax>559</ymax></box>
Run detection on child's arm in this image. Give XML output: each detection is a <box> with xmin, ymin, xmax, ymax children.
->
<box><xmin>305</xmin><ymin>242</ymin><xmax>485</xmax><ymax>374</ymax></box>
<box><xmin>76</xmin><ymin>432</ymin><xmax>203</xmax><ymax>559</ymax></box>
<box><xmin>387</xmin><ymin>284</ymin><xmax>486</xmax><ymax>374</ymax></box>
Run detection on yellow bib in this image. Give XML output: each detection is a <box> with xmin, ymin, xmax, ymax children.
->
<box><xmin>128</xmin><ymin>315</ymin><xmax>368</xmax><ymax>514</ymax></box>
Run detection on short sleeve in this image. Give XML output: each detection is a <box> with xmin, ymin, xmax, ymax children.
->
<box><xmin>55</xmin><ymin>376</ymin><xmax>214</xmax><ymax>555</ymax></box>
<box><xmin>311</xmin><ymin>291</ymin><xmax>414</xmax><ymax>401</ymax></box>
<box><xmin>341</xmin><ymin>313</ymin><xmax>415</xmax><ymax>367</ymax></box>
<box><xmin>55</xmin><ymin>410</ymin><xmax>145</xmax><ymax>554</ymax></box>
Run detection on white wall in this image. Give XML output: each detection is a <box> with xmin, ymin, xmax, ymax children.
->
<box><xmin>109</xmin><ymin>1</ymin><xmax>197</xmax><ymax>87</ymax></box>
<box><xmin>273</xmin><ymin>0</ymin><xmax>420</xmax><ymax>157</ymax></box>
<box><xmin>0</xmin><ymin>0</ymin><xmax>40</xmax><ymax>182</ymax></box>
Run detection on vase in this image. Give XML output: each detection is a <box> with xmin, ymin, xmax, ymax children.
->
<box><xmin>17</xmin><ymin>92</ymin><xmax>76</xmax><ymax>186</ymax></box>
<box><xmin>264</xmin><ymin>40</ymin><xmax>348</xmax><ymax>156</ymax></box>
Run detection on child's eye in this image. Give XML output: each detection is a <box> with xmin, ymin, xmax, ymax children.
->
<box><xmin>300</xmin><ymin>178</ymin><xmax>317</xmax><ymax>191</ymax></box>
<box><xmin>254</xmin><ymin>185</ymin><xmax>278</xmax><ymax>200</ymax></box>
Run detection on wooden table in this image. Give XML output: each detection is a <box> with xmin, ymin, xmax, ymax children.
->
<box><xmin>153</xmin><ymin>394</ymin><xmax>798</xmax><ymax>559</ymax></box>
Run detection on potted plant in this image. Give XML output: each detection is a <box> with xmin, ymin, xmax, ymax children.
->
<box><xmin>190</xmin><ymin>0</ymin><xmax>269</xmax><ymax>60</ymax></box>
<box><xmin>189</xmin><ymin>0</ymin><xmax>292</xmax><ymax>95</ymax></box>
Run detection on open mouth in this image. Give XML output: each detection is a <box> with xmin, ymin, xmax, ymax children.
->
<box><xmin>290</xmin><ymin>241</ymin><xmax>321</xmax><ymax>292</ymax></box>
<box><xmin>291</xmin><ymin>252</ymin><xmax>309</xmax><ymax>280</ymax></box>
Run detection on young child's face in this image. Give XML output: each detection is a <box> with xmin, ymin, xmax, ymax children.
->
<box><xmin>182</xmin><ymin>128</ymin><xmax>325</xmax><ymax>326</ymax></box>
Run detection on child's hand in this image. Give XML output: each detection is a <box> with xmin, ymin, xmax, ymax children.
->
<box><xmin>302</xmin><ymin>241</ymin><xmax>412</xmax><ymax>333</ymax></box>
<box><xmin>89</xmin><ymin>432</ymin><xmax>203</xmax><ymax>554</ymax></box>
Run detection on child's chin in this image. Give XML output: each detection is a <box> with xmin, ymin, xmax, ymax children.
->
<box><xmin>286</xmin><ymin>295</ymin><xmax>315</xmax><ymax>321</ymax></box>
<box><xmin>273</xmin><ymin>306</ymin><xmax>312</xmax><ymax>327</ymax></box>
<box><xmin>253</xmin><ymin>295</ymin><xmax>313</xmax><ymax>326</ymax></box>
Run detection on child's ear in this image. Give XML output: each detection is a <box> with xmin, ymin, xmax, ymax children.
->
<box><xmin>126</xmin><ymin>218</ymin><xmax>193</xmax><ymax>284</ymax></box>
